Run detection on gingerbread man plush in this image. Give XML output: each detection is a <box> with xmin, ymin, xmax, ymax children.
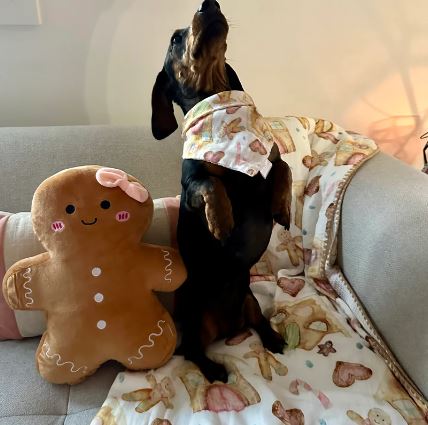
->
<box><xmin>2</xmin><ymin>166</ymin><xmax>187</xmax><ymax>384</ymax></box>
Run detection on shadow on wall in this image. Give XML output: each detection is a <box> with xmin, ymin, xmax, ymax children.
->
<box><xmin>368</xmin><ymin>114</ymin><xmax>427</xmax><ymax>167</ymax></box>
<box><xmin>341</xmin><ymin>1</ymin><xmax>428</xmax><ymax>168</ymax></box>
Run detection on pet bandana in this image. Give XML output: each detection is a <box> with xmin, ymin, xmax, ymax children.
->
<box><xmin>182</xmin><ymin>91</ymin><xmax>294</xmax><ymax>178</ymax></box>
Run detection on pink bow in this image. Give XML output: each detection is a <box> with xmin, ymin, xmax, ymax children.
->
<box><xmin>95</xmin><ymin>167</ymin><xmax>149</xmax><ymax>204</ymax></box>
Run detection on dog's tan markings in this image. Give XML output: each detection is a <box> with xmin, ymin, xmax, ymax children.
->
<box><xmin>219</xmin><ymin>118</ymin><xmax>246</xmax><ymax>140</ymax></box>
<box><xmin>174</xmin><ymin>26</ymin><xmax>228</xmax><ymax>94</ymax></box>
<box><xmin>202</xmin><ymin>177</ymin><xmax>234</xmax><ymax>240</ymax></box>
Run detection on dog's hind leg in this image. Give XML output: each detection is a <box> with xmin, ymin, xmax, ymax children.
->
<box><xmin>269</xmin><ymin>147</ymin><xmax>293</xmax><ymax>229</ymax></box>
<box><xmin>180</xmin><ymin>312</ymin><xmax>229</xmax><ymax>383</ymax></box>
<box><xmin>244</xmin><ymin>291</ymin><xmax>286</xmax><ymax>354</ymax></box>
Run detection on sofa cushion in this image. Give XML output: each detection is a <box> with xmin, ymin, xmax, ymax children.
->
<box><xmin>0</xmin><ymin>337</ymin><xmax>122</xmax><ymax>425</ymax></box>
<box><xmin>0</xmin><ymin>198</ymin><xmax>179</xmax><ymax>340</ymax></box>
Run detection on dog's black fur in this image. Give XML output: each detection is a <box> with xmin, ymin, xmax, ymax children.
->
<box><xmin>151</xmin><ymin>0</ymin><xmax>292</xmax><ymax>383</ymax></box>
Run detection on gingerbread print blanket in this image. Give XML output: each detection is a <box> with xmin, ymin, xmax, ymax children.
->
<box><xmin>91</xmin><ymin>95</ymin><xmax>428</xmax><ymax>425</ymax></box>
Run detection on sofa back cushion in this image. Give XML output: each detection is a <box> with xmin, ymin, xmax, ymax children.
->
<box><xmin>0</xmin><ymin>126</ymin><xmax>182</xmax><ymax>213</ymax></box>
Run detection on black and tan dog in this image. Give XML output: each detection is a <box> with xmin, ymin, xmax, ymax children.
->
<box><xmin>151</xmin><ymin>0</ymin><xmax>292</xmax><ymax>382</ymax></box>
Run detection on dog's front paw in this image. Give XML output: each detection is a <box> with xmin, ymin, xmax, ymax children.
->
<box><xmin>205</xmin><ymin>200</ymin><xmax>234</xmax><ymax>241</ymax></box>
<box><xmin>203</xmin><ymin>178</ymin><xmax>234</xmax><ymax>241</ymax></box>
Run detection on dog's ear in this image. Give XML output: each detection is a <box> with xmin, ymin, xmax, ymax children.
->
<box><xmin>225</xmin><ymin>63</ymin><xmax>244</xmax><ymax>91</ymax></box>
<box><xmin>151</xmin><ymin>69</ymin><xmax>178</xmax><ymax>140</ymax></box>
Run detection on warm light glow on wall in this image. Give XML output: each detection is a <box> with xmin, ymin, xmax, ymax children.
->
<box><xmin>344</xmin><ymin>67</ymin><xmax>428</xmax><ymax>168</ymax></box>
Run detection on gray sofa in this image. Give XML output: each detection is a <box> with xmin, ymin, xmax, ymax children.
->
<box><xmin>0</xmin><ymin>125</ymin><xmax>427</xmax><ymax>425</ymax></box>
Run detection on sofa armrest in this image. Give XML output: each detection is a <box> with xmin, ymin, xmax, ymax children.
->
<box><xmin>339</xmin><ymin>152</ymin><xmax>428</xmax><ymax>398</ymax></box>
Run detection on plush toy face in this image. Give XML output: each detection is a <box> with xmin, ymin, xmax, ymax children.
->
<box><xmin>32</xmin><ymin>166</ymin><xmax>153</xmax><ymax>253</ymax></box>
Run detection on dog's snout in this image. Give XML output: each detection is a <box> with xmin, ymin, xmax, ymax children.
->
<box><xmin>198</xmin><ymin>0</ymin><xmax>221</xmax><ymax>13</ymax></box>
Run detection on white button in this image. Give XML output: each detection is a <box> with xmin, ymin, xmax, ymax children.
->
<box><xmin>92</xmin><ymin>267</ymin><xmax>102</xmax><ymax>277</ymax></box>
<box><xmin>94</xmin><ymin>293</ymin><xmax>104</xmax><ymax>303</ymax></box>
<box><xmin>97</xmin><ymin>320</ymin><xmax>107</xmax><ymax>330</ymax></box>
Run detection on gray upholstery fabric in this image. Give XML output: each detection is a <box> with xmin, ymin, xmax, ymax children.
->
<box><xmin>0</xmin><ymin>338</ymin><xmax>122</xmax><ymax>425</ymax></box>
<box><xmin>0</xmin><ymin>125</ymin><xmax>183</xmax><ymax>213</ymax></box>
<box><xmin>339</xmin><ymin>152</ymin><xmax>428</xmax><ymax>398</ymax></box>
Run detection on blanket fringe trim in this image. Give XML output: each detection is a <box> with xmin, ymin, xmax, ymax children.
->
<box><xmin>321</xmin><ymin>149</ymin><xmax>379</xmax><ymax>279</ymax></box>
<box><xmin>327</xmin><ymin>266</ymin><xmax>428</xmax><ymax>417</ymax></box>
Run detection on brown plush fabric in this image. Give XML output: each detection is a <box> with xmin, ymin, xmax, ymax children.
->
<box><xmin>2</xmin><ymin>166</ymin><xmax>186</xmax><ymax>384</ymax></box>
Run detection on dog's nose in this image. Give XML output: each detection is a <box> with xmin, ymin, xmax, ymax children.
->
<box><xmin>198</xmin><ymin>0</ymin><xmax>221</xmax><ymax>13</ymax></box>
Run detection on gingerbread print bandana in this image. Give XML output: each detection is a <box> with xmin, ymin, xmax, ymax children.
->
<box><xmin>182</xmin><ymin>91</ymin><xmax>283</xmax><ymax>178</ymax></box>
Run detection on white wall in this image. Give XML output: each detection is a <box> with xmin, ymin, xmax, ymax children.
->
<box><xmin>1</xmin><ymin>0</ymin><xmax>427</xmax><ymax>165</ymax></box>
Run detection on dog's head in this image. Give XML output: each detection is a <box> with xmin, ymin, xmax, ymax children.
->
<box><xmin>151</xmin><ymin>0</ymin><xmax>243</xmax><ymax>140</ymax></box>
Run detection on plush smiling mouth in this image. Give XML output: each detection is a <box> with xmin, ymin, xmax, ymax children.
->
<box><xmin>81</xmin><ymin>218</ymin><xmax>98</xmax><ymax>226</ymax></box>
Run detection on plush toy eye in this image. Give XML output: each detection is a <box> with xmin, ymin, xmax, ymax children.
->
<box><xmin>100</xmin><ymin>200</ymin><xmax>111</xmax><ymax>210</ymax></box>
<box><xmin>65</xmin><ymin>204</ymin><xmax>75</xmax><ymax>214</ymax></box>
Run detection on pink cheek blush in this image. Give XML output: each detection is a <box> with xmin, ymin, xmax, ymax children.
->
<box><xmin>51</xmin><ymin>221</ymin><xmax>65</xmax><ymax>233</ymax></box>
<box><xmin>116</xmin><ymin>211</ymin><xmax>130</xmax><ymax>222</ymax></box>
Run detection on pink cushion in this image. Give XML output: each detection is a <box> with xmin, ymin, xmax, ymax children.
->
<box><xmin>162</xmin><ymin>197</ymin><xmax>179</xmax><ymax>249</ymax></box>
<box><xmin>0</xmin><ymin>214</ymin><xmax>21</xmax><ymax>340</ymax></box>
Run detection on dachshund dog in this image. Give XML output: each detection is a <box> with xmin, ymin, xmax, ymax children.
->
<box><xmin>151</xmin><ymin>0</ymin><xmax>292</xmax><ymax>382</ymax></box>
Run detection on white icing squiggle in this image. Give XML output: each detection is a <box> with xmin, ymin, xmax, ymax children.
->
<box><xmin>41</xmin><ymin>342</ymin><xmax>88</xmax><ymax>374</ymax></box>
<box><xmin>128</xmin><ymin>320</ymin><xmax>166</xmax><ymax>365</ymax></box>
<box><xmin>22</xmin><ymin>268</ymin><xmax>34</xmax><ymax>307</ymax></box>
<box><xmin>161</xmin><ymin>249</ymin><xmax>172</xmax><ymax>282</ymax></box>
